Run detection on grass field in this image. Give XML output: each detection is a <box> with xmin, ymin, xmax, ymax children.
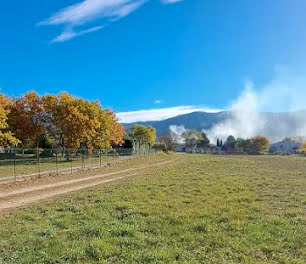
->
<box><xmin>0</xmin><ymin>154</ymin><xmax>305</xmax><ymax>263</ymax></box>
<box><xmin>0</xmin><ymin>155</ymin><xmax>122</xmax><ymax>179</ymax></box>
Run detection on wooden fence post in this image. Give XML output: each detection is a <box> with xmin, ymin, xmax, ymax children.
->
<box><xmin>56</xmin><ymin>149</ymin><xmax>59</xmax><ymax>175</ymax></box>
<box><xmin>14</xmin><ymin>148</ymin><xmax>17</xmax><ymax>181</ymax></box>
<box><xmin>82</xmin><ymin>151</ymin><xmax>85</xmax><ymax>171</ymax></box>
<box><xmin>70</xmin><ymin>149</ymin><xmax>73</xmax><ymax>175</ymax></box>
<box><xmin>37</xmin><ymin>148</ymin><xmax>40</xmax><ymax>177</ymax></box>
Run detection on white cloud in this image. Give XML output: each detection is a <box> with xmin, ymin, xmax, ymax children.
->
<box><xmin>39</xmin><ymin>0</ymin><xmax>185</xmax><ymax>42</ymax></box>
<box><xmin>154</xmin><ymin>99</ymin><xmax>163</xmax><ymax>104</ymax></box>
<box><xmin>117</xmin><ymin>105</ymin><xmax>222</xmax><ymax>123</ymax></box>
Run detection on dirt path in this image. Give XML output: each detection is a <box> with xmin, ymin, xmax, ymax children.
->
<box><xmin>0</xmin><ymin>156</ymin><xmax>131</xmax><ymax>183</ymax></box>
<box><xmin>0</xmin><ymin>157</ymin><xmax>180</xmax><ymax>213</ymax></box>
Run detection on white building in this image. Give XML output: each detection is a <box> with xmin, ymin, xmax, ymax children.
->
<box><xmin>270</xmin><ymin>139</ymin><xmax>302</xmax><ymax>154</ymax></box>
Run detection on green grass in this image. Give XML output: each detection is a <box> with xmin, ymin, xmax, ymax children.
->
<box><xmin>0</xmin><ymin>154</ymin><xmax>305</xmax><ymax>263</ymax></box>
<box><xmin>0</xmin><ymin>155</ymin><xmax>120</xmax><ymax>179</ymax></box>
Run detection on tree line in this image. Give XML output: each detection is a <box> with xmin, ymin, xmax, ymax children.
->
<box><xmin>219</xmin><ymin>135</ymin><xmax>270</xmax><ymax>154</ymax></box>
<box><xmin>0</xmin><ymin>92</ymin><xmax>125</xmax><ymax>150</ymax></box>
<box><xmin>0</xmin><ymin>91</ymin><xmax>160</xmax><ymax>155</ymax></box>
<box><xmin>155</xmin><ymin>129</ymin><xmax>271</xmax><ymax>155</ymax></box>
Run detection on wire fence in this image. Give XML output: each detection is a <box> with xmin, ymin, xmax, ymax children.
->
<box><xmin>0</xmin><ymin>148</ymin><xmax>156</xmax><ymax>183</ymax></box>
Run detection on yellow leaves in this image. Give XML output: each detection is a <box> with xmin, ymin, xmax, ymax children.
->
<box><xmin>0</xmin><ymin>132</ymin><xmax>20</xmax><ymax>147</ymax></box>
<box><xmin>0</xmin><ymin>108</ymin><xmax>8</xmax><ymax>130</ymax></box>
<box><xmin>43</xmin><ymin>93</ymin><xmax>90</xmax><ymax>149</ymax></box>
<box><xmin>0</xmin><ymin>94</ymin><xmax>19</xmax><ymax>146</ymax></box>
<box><xmin>130</xmin><ymin>125</ymin><xmax>156</xmax><ymax>147</ymax></box>
<box><xmin>42</xmin><ymin>93</ymin><xmax>124</xmax><ymax>149</ymax></box>
<box><xmin>146</xmin><ymin>126</ymin><xmax>156</xmax><ymax>146</ymax></box>
<box><xmin>42</xmin><ymin>94</ymin><xmax>58</xmax><ymax>113</ymax></box>
<box><xmin>250</xmin><ymin>136</ymin><xmax>270</xmax><ymax>153</ymax></box>
<box><xmin>1</xmin><ymin>91</ymin><xmax>124</xmax><ymax>149</ymax></box>
<box><xmin>89</xmin><ymin>108</ymin><xmax>124</xmax><ymax>149</ymax></box>
<box><xmin>0</xmin><ymin>94</ymin><xmax>11</xmax><ymax>129</ymax></box>
<box><xmin>297</xmin><ymin>142</ymin><xmax>306</xmax><ymax>155</ymax></box>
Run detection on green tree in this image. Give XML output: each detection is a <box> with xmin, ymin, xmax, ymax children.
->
<box><xmin>198</xmin><ymin>132</ymin><xmax>210</xmax><ymax>148</ymax></box>
<box><xmin>130</xmin><ymin>125</ymin><xmax>156</xmax><ymax>152</ymax></box>
<box><xmin>234</xmin><ymin>138</ymin><xmax>252</xmax><ymax>153</ymax></box>
<box><xmin>223</xmin><ymin>135</ymin><xmax>236</xmax><ymax>152</ymax></box>
<box><xmin>182</xmin><ymin>130</ymin><xmax>203</xmax><ymax>148</ymax></box>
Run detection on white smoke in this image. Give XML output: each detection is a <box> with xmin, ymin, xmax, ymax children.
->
<box><xmin>169</xmin><ymin>125</ymin><xmax>186</xmax><ymax>144</ymax></box>
<box><xmin>205</xmin><ymin>67</ymin><xmax>306</xmax><ymax>143</ymax></box>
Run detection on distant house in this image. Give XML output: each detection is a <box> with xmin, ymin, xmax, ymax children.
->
<box><xmin>184</xmin><ymin>146</ymin><xmax>222</xmax><ymax>154</ymax></box>
<box><xmin>270</xmin><ymin>139</ymin><xmax>301</xmax><ymax>154</ymax></box>
<box><xmin>176</xmin><ymin>144</ymin><xmax>185</xmax><ymax>152</ymax></box>
<box><xmin>185</xmin><ymin>146</ymin><xmax>206</xmax><ymax>153</ymax></box>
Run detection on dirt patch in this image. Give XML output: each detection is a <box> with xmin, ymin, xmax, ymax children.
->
<box><xmin>0</xmin><ymin>157</ymin><xmax>180</xmax><ymax>214</ymax></box>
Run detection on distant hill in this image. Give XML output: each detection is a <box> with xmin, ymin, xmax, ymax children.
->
<box><xmin>123</xmin><ymin>110</ymin><xmax>306</xmax><ymax>142</ymax></box>
<box><xmin>123</xmin><ymin>111</ymin><xmax>230</xmax><ymax>136</ymax></box>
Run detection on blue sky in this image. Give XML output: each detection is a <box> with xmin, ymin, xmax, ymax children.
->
<box><xmin>1</xmin><ymin>0</ymin><xmax>306</xmax><ymax>122</ymax></box>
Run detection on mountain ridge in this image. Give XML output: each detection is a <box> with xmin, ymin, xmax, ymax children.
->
<box><xmin>123</xmin><ymin>110</ymin><xmax>306</xmax><ymax>142</ymax></box>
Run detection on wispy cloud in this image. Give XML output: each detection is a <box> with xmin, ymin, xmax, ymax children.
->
<box><xmin>117</xmin><ymin>105</ymin><xmax>222</xmax><ymax>123</ymax></box>
<box><xmin>161</xmin><ymin>0</ymin><xmax>185</xmax><ymax>3</ymax></box>
<box><xmin>52</xmin><ymin>26</ymin><xmax>104</xmax><ymax>43</ymax></box>
<box><xmin>154</xmin><ymin>99</ymin><xmax>163</xmax><ymax>104</ymax></box>
<box><xmin>39</xmin><ymin>0</ymin><xmax>185</xmax><ymax>43</ymax></box>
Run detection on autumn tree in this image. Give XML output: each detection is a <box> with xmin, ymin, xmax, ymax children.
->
<box><xmin>248</xmin><ymin>136</ymin><xmax>270</xmax><ymax>154</ymax></box>
<box><xmin>87</xmin><ymin>108</ymin><xmax>124</xmax><ymax>149</ymax></box>
<box><xmin>297</xmin><ymin>142</ymin><xmax>306</xmax><ymax>156</ymax></box>
<box><xmin>43</xmin><ymin>93</ymin><xmax>124</xmax><ymax>150</ymax></box>
<box><xmin>0</xmin><ymin>94</ymin><xmax>19</xmax><ymax>147</ymax></box>
<box><xmin>43</xmin><ymin>93</ymin><xmax>92</xmax><ymax>149</ymax></box>
<box><xmin>0</xmin><ymin>91</ymin><xmax>124</xmax><ymax>151</ymax></box>
<box><xmin>8</xmin><ymin>92</ymin><xmax>45</xmax><ymax>147</ymax></box>
<box><xmin>70</xmin><ymin>99</ymin><xmax>124</xmax><ymax>149</ymax></box>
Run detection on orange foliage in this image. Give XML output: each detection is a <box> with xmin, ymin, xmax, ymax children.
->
<box><xmin>43</xmin><ymin>93</ymin><xmax>124</xmax><ymax>149</ymax></box>
<box><xmin>0</xmin><ymin>91</ymin><xmax>124</xmax><ymax>149</ymax></box>
<box><xmin>8</xmin><ymin>92</ymin><xmax>45</xmax><ymax>147</ymax></box>
<box><xmin>297</xmin><ymin>142</ymin><xmax>306</xmax><ymax>155</ymax></box>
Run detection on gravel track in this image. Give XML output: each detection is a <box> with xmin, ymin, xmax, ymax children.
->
<box><xmin>0</xmin><ymin>157</ymin><xmax>180</xmax><ymax>213</ymax></box>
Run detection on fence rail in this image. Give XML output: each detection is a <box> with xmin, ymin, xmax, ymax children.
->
<box><xmin>0</xmin><ymin>148</ymin><xmax>155</xmax><ymax>183</ymax></box>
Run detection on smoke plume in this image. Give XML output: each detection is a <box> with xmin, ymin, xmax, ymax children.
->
<box><xmin>205</xmin><ymin>67</ymin><xmax>306</xmax><ymax>143</ymax></box>
<box><xmin>169</xmin><ymin>125</ymin><xmax>186</xmax><ymax>144</ymax></box>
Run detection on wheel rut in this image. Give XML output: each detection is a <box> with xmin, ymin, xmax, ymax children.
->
<box><xmin>0</xmin><ymin>157</ymin><xmax>180</xmax><ymax>213</ymax></box>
